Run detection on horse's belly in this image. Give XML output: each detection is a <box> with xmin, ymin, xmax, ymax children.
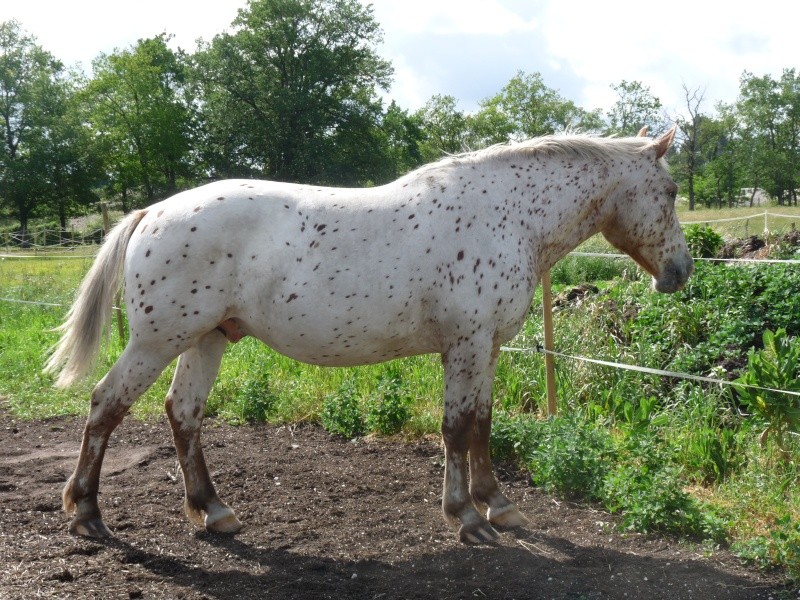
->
<box><xmin>252</xmin><ymin>317</ymin><xmax>439</xmax><ymax>367</ymax></box>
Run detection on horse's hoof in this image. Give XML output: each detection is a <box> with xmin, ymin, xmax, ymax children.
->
<box><xmin>488</xmin><ymin>504</ymin><xmax>529</xmax><ymax>530</ymax></box>
<box><xmin>69</xmin><ymin>517</ymin><xmax>113</xmax><ymax>538</ymax></box>
<box><xmin>459</xmin><ymin>522</ymin><xmax>500</xmax><ymax>544</ymax></box>
<box><xmin>206</xmin><ymin>513</ymin><xmax>243</xmax><ymax>534</ymax></box>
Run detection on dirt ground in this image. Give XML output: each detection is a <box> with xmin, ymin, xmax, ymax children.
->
<box><xmin>0</xmin><ymin>409</ymin><xmax>794</xmax><ymax>600</ymax></box>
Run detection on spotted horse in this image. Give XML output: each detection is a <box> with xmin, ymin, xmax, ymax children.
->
<box><xmin>45</xmin><ymin>127</ymin><xmax>692</xmax><ymax>544</ymax></box>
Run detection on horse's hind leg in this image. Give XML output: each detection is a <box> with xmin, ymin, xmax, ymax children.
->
<box><xmin>165</xmin><ymin>330</ymin><xmax>242</xmax><ymax>533</ymax></box>
<box><xmin>64</xmin><ymin>344</ymin><xmax>175</xmax><ymax>537</ymax></box>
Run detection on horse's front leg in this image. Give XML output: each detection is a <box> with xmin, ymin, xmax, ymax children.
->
<box><xmin>165</xmin><ymin>331</ymin><xmax>242</xmax><ymax>533</ymax></box>
<box><xmin>469</xmin><ymin>392</ymin><xmax>529</xmax><ymax>531</ymax></box>
<box><xmin>441</xmin><ymin>338</ymin><xmax>502</xmax><ymax>544</ymax></box>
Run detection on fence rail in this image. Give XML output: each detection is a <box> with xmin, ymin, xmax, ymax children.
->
<box><xmin>0</xmin><ymin>228</ymin><xmax>105</xmax><ymax>249</ymax></box>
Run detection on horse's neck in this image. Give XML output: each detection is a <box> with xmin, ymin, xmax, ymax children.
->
<box><xmin>507</xmin><ymin>152</ymin><xmax>622</xmax><ymax>273</ymax></box>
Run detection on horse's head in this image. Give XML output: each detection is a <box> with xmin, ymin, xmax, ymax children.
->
<box><xmin>601</xmin><ymin>126</ymin><xmax>694</xmax><ymax>293</ymax></box>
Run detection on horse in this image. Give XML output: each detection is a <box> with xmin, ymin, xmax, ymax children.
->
<box><xmin>45</xmin><ymin>126</ymin><xmax>692</xmax><ymax>544</ymax></box>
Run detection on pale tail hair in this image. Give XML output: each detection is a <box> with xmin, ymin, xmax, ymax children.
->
<box><xmin>44</xmin><ymin>210</ymin><xmax>148</xmax><ymax>388</ymax></box>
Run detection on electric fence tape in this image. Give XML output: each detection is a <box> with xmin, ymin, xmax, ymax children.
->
<box><xmin>500</xmin><ymin>344</ymin><xmax>800</xmax><ymax>399</ymax></box>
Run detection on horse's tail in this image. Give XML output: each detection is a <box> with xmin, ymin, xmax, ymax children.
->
<box><xmin>44</xmin><ymin>209</ymin><xmax>148</xmax><ymax>388</ymax></box>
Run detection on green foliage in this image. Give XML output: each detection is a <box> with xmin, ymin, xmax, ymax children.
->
<box><xmin>736</xmin><ymin>329</ymin><xmax>800</xmax><ymax>452</ymax></box>
<box><xmin>527</xmin><ymin>414</ymin><xmax>613</xmax><ymax>501</ymax></box>
<box><xmin>191</xmin><ymin>0</ymin><xmax>393</xmax><ymax>185</ymax></box>
<box><xmin>606</xmin><ymin>80</ymin><xmax>664</xmax><ymax>136</ymax></box>
<box><xmin>550</xmin><ymin>255</ymin><xmax>628</xmax><ymax>286</ymax></box>
<box><xmin>624</xmin><ymin>262</ymin><xmax>800</xmax><ymax>378</ymax></box>
<box><xmin>475</xmin><ymin>70</ymin><xmax>603</xmax><ymax>142</ymax></box>
<box><xmin>85</xmin><ymin>34</ymin><xmax>194</xmax><ymax>206</ymax></box>
<box><xmin>364</xmin><ymin>372</ymin><xmax>413</xmax><ymax>435</ymax></box>
<box><xmin>320</xmin><ymin>380</ymin><xmax>365</xmax><ymax>439</ymax></box>
<box><xmin>228</xmin><ymin>372</ymin><xmax>277</xmax><ymax>424</ymax></box>
<box><xmin>601</xmin><ymin>435</ymin><xmax>720</xmax><ymax>537</ymax></box>
<box><xmin>682</xmin><ymin>224</ymin><xmax>724</xmax><ymax>258</ymax></box>
<box><xmin>734</xmin><ymin>515</ymin><xmax>800</xmax><ymax>579</ymax></box>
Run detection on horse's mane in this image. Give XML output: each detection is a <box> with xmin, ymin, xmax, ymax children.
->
<box><xmin>406</xmin><ymin>134</ymin><xmax>651</xmax><ymax>181</ymax></box>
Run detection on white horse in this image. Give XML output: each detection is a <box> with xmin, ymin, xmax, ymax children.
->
<box><xmin>46</xmin><ymin>127</ymin><xmax>692</xmax><ymax>544</ymax></box>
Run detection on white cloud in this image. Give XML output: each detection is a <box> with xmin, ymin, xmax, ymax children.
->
<box><xmin>368</xmin><ymin>0</ymin><xmax>538</xmax><ymax>36</ymax></box>
<box><xmin>1</xmin><ymin>0</ymin><xmax>242</xmax><ymax>69</ymax></box>
<box><xmin>3</xmin><ymin>0</ymin><xmax>798</xmax><ymax>120</ymax></box>
<box><xmin>537</xmin><ymin>0</ymin><xmax>800</xmax><ymax>114</ymax></box>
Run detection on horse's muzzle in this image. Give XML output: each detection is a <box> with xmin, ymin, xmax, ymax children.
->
<box><xmin>654</xmin><ymin>255</ymin><xmax>694</xmax><ymax>293</ymax></box>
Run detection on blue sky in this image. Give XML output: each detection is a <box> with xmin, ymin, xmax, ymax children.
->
<box><xmin>2</xmin><ymin>0</ymin><xmax>796</xmax><ymax>119</ymax></box>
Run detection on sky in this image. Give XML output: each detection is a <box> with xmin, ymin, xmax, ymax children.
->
<box><xmin>2</xmin><ymin>0</ymin><xmax>797</xmax><ymax>120</ymax></box>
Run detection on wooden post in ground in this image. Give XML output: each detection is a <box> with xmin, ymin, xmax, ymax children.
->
<box><xmin>100</xmin><ymin>202</ymin><xmax>111</xmax><ymax>241</ymax></box>
<box><xmin>541</xmin><ymin>271</ymin><xmax>557</xmax><ymax>417</ymax></box>
<box><xmin>101</xmin><ymin>203</ymin><xmax>126</xmax><ymax>347</ymax></box>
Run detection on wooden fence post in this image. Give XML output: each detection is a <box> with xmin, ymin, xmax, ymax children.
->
<box><xmin>541</xmin><ymin>271</ymin><xmax>557</xmax><ymax>417</ymax></box>
<box><xmin>101</xmin><ymin>203</ymin><xmax>126</xmax><ymax>347</ymax></box>
<box><xmin>100</xmin><ymin>202</ymin><xmax>111</xmax><ymax>241</ymax></box>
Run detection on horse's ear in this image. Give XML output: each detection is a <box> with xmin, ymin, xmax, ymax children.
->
<box><xmin>653</xmin><ymin>126</ymin><xmax>677</xmax><ymax>159</ymax></box>
<box><xmin>637</xmin><ymin>126</ymin><xmax>648</xmax><ymax>137</ymax></box>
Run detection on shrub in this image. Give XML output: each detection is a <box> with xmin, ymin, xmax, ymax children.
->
<box><xmin>683</xmin><ymin>223</ymin><xmax>724</xmax><ymax>258</ymax></box>
<box><xmin>735</xmin><ymin>328</ymin><xmax>800</xmax><ymax>453</ymax></box>
<box><xmin>364</xmin><ymin>373</ymin><xmax>413</xmax><ymax>435</ymax></box>
<box><xmin>320</xmin><ymin>380</ymin><xmax>365</xmax><ymax>438</ymax></box>
<box><xmin>527</xmin><ymin>415</ymin><xmax>613</xmax><ymax>501</ymax></box>
<box><xmin>231</xmin><ymin>372</ymin><xmax>277</xmax><ymax>423</ymax></box>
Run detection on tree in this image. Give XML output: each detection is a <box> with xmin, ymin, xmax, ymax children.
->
<box><xmin>735</xmin><ymin>70</ymin><xmax>800</xmax><ymax>205</ymax></box>
<box><xmin>0</xmin><ymin>20</ymin><xmax>69</xmax><ymax>236</ymax></box>
<box><xmin>776</xmin><ymin>69</ymin><xmax>800</xmax><ymax>205</ymax></box>
<box><xmin>474</xmin><ymin>71</ymin><xmax>603</xmax><ymax>144</ymax></box>
<box><xmin>34</xmin><ymin>71</ymin><xmax>102</xmax><ymax>230</ymax></box>
<box><xmin>378</xmin><ymin>101</ymin><xmax>424</xmax><ymax>179</ymax></box>
<box><xmin>674</xmin><ymin>85</ymin><xmax>707</xmax><ymax>210</ymax></box>
<box><xmin>191</xmin><ymin>0</ymin><xmax>393</xmax><ymax>185</ymax></box>
<box><xmin>694</xmin><ymin>104</ymin><xmax>745</xmax><ymax>208</ymax></box>
<box><xmin>606</xmin><ymin>80</ymin><xmax>665</xmax><ymax>136</ymax></box>
<box><xmin>414</xmin><ymin>95</ymin><xmax>469</xmax><ymax>162</ymax></box>
<box><xmin>84</xmin><ymin>34</ymin><xmax>194</xmax><ymax>208</ymax></box>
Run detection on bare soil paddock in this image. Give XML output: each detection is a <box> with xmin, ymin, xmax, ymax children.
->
<box><xmin>0</xmin><ymin>410</ymin><xmax>791</xmax><ymax>599</ymax></box>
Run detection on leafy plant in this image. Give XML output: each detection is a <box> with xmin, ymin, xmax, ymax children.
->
<box><xmin>231</xmin><ymin>372</ymin><xmax>277</xmax><ymax>423</ymax></box>
<box><xmin>735</xmin><ymin>328</ymin><xmax>800</xmax><ymax>453</ymax></box>
<box><xmin>734</xmin><ymin>515</ymin><xmax>800</xmax><ymax>579</ymax></box>
<box><xmin>683</xmin><ymin>223</ymin><xmax>724</xmax><ymax>258</ymax></box>
<box><xmin>527</xmin><ymin>415</ymin><xmax>613</xmax><ymax>500</ymax></box>
<box><xmin>320</xmin><ymin>380</ymin><xmax>365</xmax><ymax>438</ymax></box>
<box><xmin>364</xmin><ymin>372</ymin><xmax>413</xmax><ymax>435</ymax></box>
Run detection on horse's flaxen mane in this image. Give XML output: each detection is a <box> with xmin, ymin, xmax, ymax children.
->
<box><xmin>410</xmin><ymin>134</ymin><xmax>651</xmax><ymax>180</ymax></box>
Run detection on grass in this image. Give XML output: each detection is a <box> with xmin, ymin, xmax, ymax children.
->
<box><xmin>677</xmin><ymin>203</ymin><xmax>800</xmax><ymax>238</ymax></box>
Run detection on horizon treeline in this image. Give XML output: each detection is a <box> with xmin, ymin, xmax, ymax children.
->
<box><xmin>1</xmin><ymin>0</ymin><xmax>799</xmax><ymax>234</ymax></box>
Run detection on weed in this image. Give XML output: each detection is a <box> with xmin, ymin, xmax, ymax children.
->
<box><xmin>320</xmin><ymin>380</ymin><xmax>365</xmax><ymax>438</ymax></box>
<box><xmin>683</xmin><ymin>224</ymin><xmax>724</xmax><ymax>258</ymax></box>
<box><xmin>734</xmin><ymin>515</ymin><xmax>800</xmax><ymax>580</ymax></box>
<box><xmin>526</xmin><ymin>415</ymin><xmax>613</xmax><ymax>501</ymax></box>
<box><xmin>228</xmin><ymin>372</ymin><xmax>277</xmax><ymax>424</ymax></box>
<box><xmin>735</xmin><ymin>328</ymin><xmax>800</xmax><ymax>453</ymax></box>
<box><xmin>364</xmin><ymin>372</ymin><xmax>413</xmax><ymax>435</ymax></box>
